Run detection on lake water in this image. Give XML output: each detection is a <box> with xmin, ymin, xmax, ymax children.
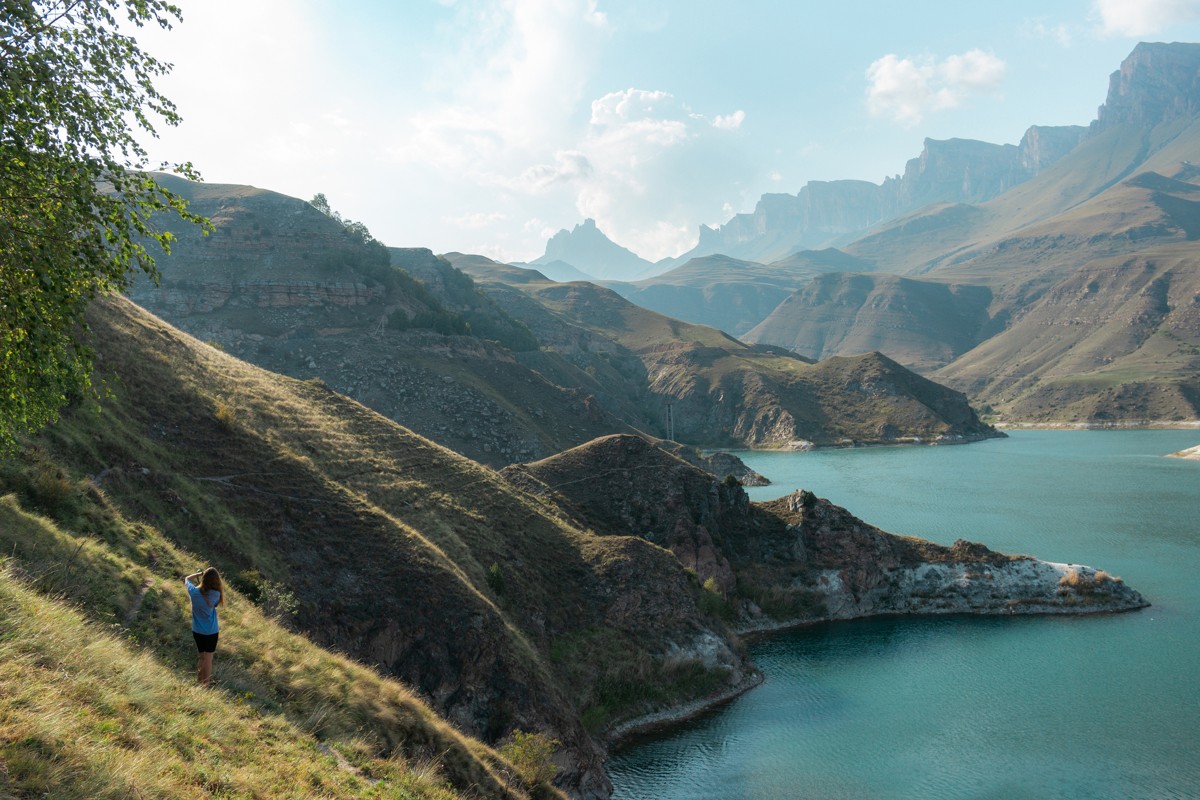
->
<box><xmin>608</xmin><ymin>431</ymin><xmax>1200</xmax><ymax>800</ymax></box>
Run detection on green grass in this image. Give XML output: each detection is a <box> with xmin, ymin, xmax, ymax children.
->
<box><xmin>0</xmin><ymin>490</ymin><xmax>532</xmax><ymax>799</ymax></box>
<box><xmin>0</xmin><ymin>562</ymin><xmax>479</xmax><ymax>799</ymax></box>
<box><xmin>0</xmin><ymin>295</ymin><xmax>754</xmax><ymax>797</ymax></box>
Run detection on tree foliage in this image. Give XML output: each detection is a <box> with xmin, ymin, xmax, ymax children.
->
<box><xmin>310</xmin><ymin>191</ymin><xmax>376</xmax><ymax>246</ymax></box>
<box><xmin>0</xmin><ymin>0</ymin><xmax>207</xmax><ymax>444</ymax></box>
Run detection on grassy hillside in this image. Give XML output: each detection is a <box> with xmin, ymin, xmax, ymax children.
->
<box><xmin>744</xmin><ymin>273</ymin><xmax>993</xmax><ymax>371</ymax></box>
<box><xmin>0</xmin><ymin>467</ymin><xmax>539</xmax><ymax>798</ymax></box>
<box><xmin>601</xmin><ymin>251</ymin><xmax>868</xmax><ymax>337</ymax></box>
<box><xmin>502</xmin><ymin>279</ymin><xmax>997</xmax><ymax>447</ymax></box>
<box><xmin>130</xmin><ymin>179</ymin><xmax>651</xmax><ymax>469</ymax></box>
<box><xmin>6</xmin><ymin>295</ymin><xmax>755</xmax><ymax>796</ymax></box>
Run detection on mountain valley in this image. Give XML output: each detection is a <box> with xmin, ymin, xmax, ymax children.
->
<box><xmin>577</xmin><ymin>42</ymin><xmax>1200</xmax><ymax>426</ymax></box>
<box><xmin>5</xmin><ymin>17</ymin><xmax>1195</xmax><ymax>800</ymax></box>
<box><xmin>0</xmin><ymin>296</ymin><xmax>1147</xmax><ymax>797</ymax></box>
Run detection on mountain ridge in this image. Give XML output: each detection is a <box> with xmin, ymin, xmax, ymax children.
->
<box><xmin>128</xmin><ymin>176</ymin><xmax>999</xmax><ymax>456</ymax></box>
<box><xmin>739</xmin><ymin>42</ymin><xmax>1200</xmax><ymax>423</ymax></box>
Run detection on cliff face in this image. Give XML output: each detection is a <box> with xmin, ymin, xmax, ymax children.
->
<box><xmin>678</xmin><ymin>127</ymin><xmax>1085</xmax><ymax>264</ymax></box>
<box><xmin>758</xmin><ymin>491</ymin><xmax>1148</xmax><ymax>620</ymax></box>
<box><xmin>1095</xmin><ymin>42</ymin><xmax>1200</xmax><ymax>130</ymax></box>
<box><xmin>886</xmin><ymin>131</ymin><xmax>1088</xmax><ymax>208</ymax></box>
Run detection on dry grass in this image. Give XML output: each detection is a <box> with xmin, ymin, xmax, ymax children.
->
<box><xmin>1058</xmin><ymin>568</ymin><xmax>1123</xmax><ymax>596</ymax></box>
<box><xmin>0</xmin><ymin>492</ymin><xmax>531</xmax><ymax>799</ymax></box>
<box><xmin>0</xmin><ymin>564</ymin><xmax>470</xmax><ymax>800</ymax></box>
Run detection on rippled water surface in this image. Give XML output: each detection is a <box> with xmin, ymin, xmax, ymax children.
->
<box><xmin>608</xmin><ymin>431</ymin><xmax>1200</xmax><ymax>800</ymax></box>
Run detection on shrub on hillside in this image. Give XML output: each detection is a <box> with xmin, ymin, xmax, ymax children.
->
<box><xmin>233</xmin><ymin>569</ymin><xmax>298</xmax><ymax>624</ymax></box>
<box><xmin>498</xmin><ymin>729</ymin><xmax>559</xmax><ymax>787</ymax></box>
<box><xmin>486</xmin><ymin>562</ymin><xmax>505</xmax><ymax>595</ymax></box>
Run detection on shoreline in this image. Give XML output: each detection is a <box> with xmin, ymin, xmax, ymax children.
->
<box><xmin>605</xmin><ymin>670</ymin><xmax>764</xmax><ymax>751</ymax></box>
<box><xmin>1167</xmin><ymin>444</ymin><xmax>1200</xmax><ymax>460</ymax></box>
<box><xmin>992</xmin><ymin>420</ymin><xmax>1200</xmax><ymax>430</ymax></box>
<box><xmin>605</xmin><ymin>595</ymin><xmax>1149</xmax><ymax>752</ymax></box>
<box><xmin>715</xmin><ymin>429</ymin><xmax>1005</xmax><ymax>456</ymax></box>
<box><xmin>711</xmin><ymin>422</ymin><xmax>1200</xmax><ymax>458</ymax></box>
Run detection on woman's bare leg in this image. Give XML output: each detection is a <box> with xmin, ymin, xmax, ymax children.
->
<box><xmin>197</xmin><ymin>652</ymin><xmax>214</xmax><ymax>685</ymax></box>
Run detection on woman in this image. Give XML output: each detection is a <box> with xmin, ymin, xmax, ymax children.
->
<box><xmin>184</xmin><ymin>567</ymin><xmax>223</xmax><ymax>685</ymax></box>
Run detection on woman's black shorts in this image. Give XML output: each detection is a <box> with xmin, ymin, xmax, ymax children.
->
<box><xmin>193</xmin><ymin>631</ymin><xmax>219</xmax><ymax>653</ymax></box>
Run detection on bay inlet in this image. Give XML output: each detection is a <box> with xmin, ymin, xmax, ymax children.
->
<box><xmin>609</xmin><ymin>430</ymin><xmax>1200</xmax><ymax>800</ymax></box>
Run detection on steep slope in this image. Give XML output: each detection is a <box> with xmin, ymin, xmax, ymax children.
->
<box><xmin>501</xmin><ymin>434</ymin><xmax>1147</xmax><ymax>632</ymax></box>
<box><xmin>604</xmin><ymin>249</ymin><xmax>872</xmax><ymax>336</ymax></box>
<box><xmin>745</xmin><ymin>272</ymin><xmax>993</xmax><ymax>370</ymax></box>
<box><xmin>129</xmin><ymin>177</ymin><xmax>652</xmax><ymax>467</ymax></box>
<box><xmin>33</xmin><ymin>295</ymin><xmax>762</xmax><ymax>798</ymax></box>
<box><xmin>446</xmin><ymin>260</ymin><xmax>999</xmax><ymax>448</ymax></box>
<box><xmin>0</xmin><ymin>498</ymin><xmax>536</xmax><ymax>799</ymax></box>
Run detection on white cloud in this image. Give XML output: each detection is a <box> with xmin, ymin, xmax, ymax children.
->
<box><xmin>1023</xmin><ymin>18</ymin><xmax>1074</xmax><ymax>46</ymax></box>
<box><xmin>446</xmin><ymin>211</ymin><xmax>509</xmax><ymax>228</ymax></box>
<box><xmin>591</xmin><ymin>88</ymin><xmax>679</xmax><ymax>125</ymax></box>
<box><xmin>561</xmin><ymin>88</ymin><xmax>752</xmax><ymax>259</ymax></box>
<box><xmin>866</xmin><ymin>49</ymin><xmax>1006</xmax><ymax>126</ymax></box>
<box><xmin>713</xmin><ymin>110</ymin><xmax>746</xmax><ymax>130</ymax></box>
<box><xmin>387</xmin><ymin>0</ymin><xmax>612</xmax><ymax>172</ymax></box>
<box><xmin>583</xmin><ymin>0</ymin><xmax>609</xmax><ymax>29</ymax></box>
<box><xmin>512</xmin><ymin>150</ymin><xmax>593</xmax><ymax>191</ymax></box>
<box><xmin>1092</xmin><ymin>0</ymin><xmax>1200</xmax><ymax>36</ymax></box>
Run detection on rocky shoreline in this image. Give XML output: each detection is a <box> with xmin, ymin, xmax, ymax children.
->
<box><xmin>604</xmin><ymin>555</ymin><xmax>1147</xmax><ymax>754</ymax></box>
<box><xmin>993</xmin><ymin>420</ymin><xmax>1200</xmax><ymax>430</ymax></box>
<box><xmin>605</xmin><ymin>670</ymin><xmax>765</xmax><ymax>750</ymax></box>
<box><xmin>727</xmin><ymin>428</ymin><xmax>1005</xmax><ymax>456</ymax></box>
<box><xmin>1168</xmin><ymin>444</ymin><xmax>1200</xmax><ymax>460</ymax></box>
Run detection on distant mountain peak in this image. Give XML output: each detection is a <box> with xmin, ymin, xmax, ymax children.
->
<box><xmin>533</xmin><ymin>218</ymin><xmax>653</xmax><ymax>281</ymax></box>
<box><xmin>1095</xmin><ymin>41</ymin><xmax>1200</xmax><ymax>130</ymax></box>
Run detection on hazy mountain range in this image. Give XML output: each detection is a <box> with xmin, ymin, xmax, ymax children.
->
<box><xmin>536</xmin><ymin>42</ymin><xmax>1200</xmax><ymax>425</ymax></box>
<box><xmin>126</xmin><ymin>179</ymin><xmax>995</xmax><ymax>461</ymax></box>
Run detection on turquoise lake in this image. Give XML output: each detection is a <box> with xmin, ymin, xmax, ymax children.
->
<box><xmin>608</xmin><ymin>430</ymin><xmax>1200</xmax><ymax>800</ymax></box>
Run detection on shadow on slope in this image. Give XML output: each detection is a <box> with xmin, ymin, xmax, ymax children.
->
<box><xmin>12</xmin><ymin>295</ymin><xmax>756</xmax><ymax>798</ymax></box>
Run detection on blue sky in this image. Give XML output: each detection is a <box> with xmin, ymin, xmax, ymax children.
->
<box><xmin>140</xmin><ymin>0</ymin><xmax>1200</xmax><ymax>262</ymax></box>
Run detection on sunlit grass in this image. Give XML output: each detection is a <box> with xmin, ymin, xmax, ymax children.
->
<box><xmin>0</xmin><ymin>564</ymin><xmax>472</xmax><ymax>799</ymax></box>
<box><xmin>0</xmin><ymin>491</ymin><xmax>531</xmax><ymax>799</ymax></box>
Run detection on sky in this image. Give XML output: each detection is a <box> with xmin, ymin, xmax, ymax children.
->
<box><xmin>136</xmin><ymin>0</ymin><xmax>1200</xmax><ymax>263</ymax></box>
